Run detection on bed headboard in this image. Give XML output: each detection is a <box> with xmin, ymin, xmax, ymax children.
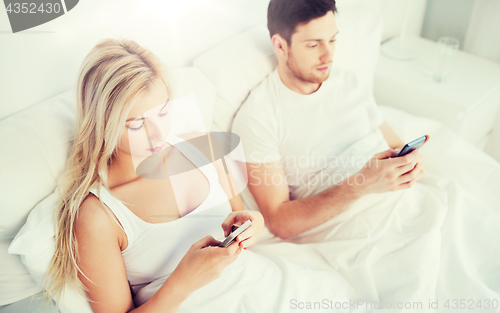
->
<box><xmin>0</xmin><ymin>0</ymin><xmax>426</xmax><ymax>121</ymax></box>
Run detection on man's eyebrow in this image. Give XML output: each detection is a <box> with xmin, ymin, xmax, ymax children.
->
<box><xmin>126</xmin><ymin>99</ymin><xmax>169</xmax><ymax>122</ymax></box>
<box><xmin>303</xmin><ymin>30</ymin><xmax>340</xmax><ymax>42</ymax></box>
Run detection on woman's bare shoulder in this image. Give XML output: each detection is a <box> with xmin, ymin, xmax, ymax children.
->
<box><xmin>75</xmin><ymin>195</ymin><xmax>134</xmax><ymax>312</ymax></box>
<box><xmin>75</xmin><ymin>194</ymin><xmax>124</xmax><ymax>248</ymax></box>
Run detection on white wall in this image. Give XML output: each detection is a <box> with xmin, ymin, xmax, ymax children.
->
<box><xmin>463</xmin><ymin>0</ymin><xmax>500</xmax><ymax>155</ymax></box>
<box><xmin>420</xmin><ymin>0</ymin><xmax>475</xmax><ymax>46</ymax></box>
<box><xmin>417</xmin><ymin>0</ymin><xmax>500</xmax><ymax>64</ymax></box>
<box><xmin>380</xmin><ymin>0</ymin><xmax>427</xmax><ymax>42</ymax></box>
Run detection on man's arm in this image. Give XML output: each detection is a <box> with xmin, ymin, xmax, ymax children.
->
<box><xmin>246</xmin><ymin>160</ymin><xmax>363</xmax><ymax>240</ymax></box>
<box><xmin>245</xmin><ymin>148</ymin><xmax>424</xmax><ymax>240</ymax></box>
<box><xmin>379</xmin><ymin>121</ymin><xmax>405</xmax><ymax>150</ymax></box>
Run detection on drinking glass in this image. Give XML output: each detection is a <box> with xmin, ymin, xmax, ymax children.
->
<box><xmin>432</xmin><ymin>36</ymin><xmax>460</xmax><ymax>82</ymax></box>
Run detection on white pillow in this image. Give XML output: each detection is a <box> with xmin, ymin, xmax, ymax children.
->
<box><xmin>193</xmin><ymin>26</ymin><xmax>277</xmax><ymax>132</ymax></box>
<box><xmin>193</xmin><ymin>0</ymin><xmax>383</xmax><ymax>133</ymax></box>
<box><xmin>0</xmin><ymin>89</ymin><xmax>76</xmax><ymax>240</ymax></box>
<box><xmin>0</xmin><ymin>239</ymin><xmax>39</xmax><ymax>306</ymax></box>
<box><xmin>333</xmin><ymin>0</ymin><xmax>383</xmax><ymax>91</ymax></box>
<box><xmin>8</xmin><ymin>189</ymin><xmax>92</xmax><ymax>313</ymax></box>
<box><xmin>168</xmin><ymin>67</ymin><xmax>216</xmax><ymax>135</ymax></box>
<box><xmin>2</xmin><ymin>67</ymin><xmax>216</xmax><ymax>310</ymax></box>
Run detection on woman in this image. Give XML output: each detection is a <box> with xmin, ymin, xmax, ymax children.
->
<box><xmin>39</xmin><ymin>38</ymin><xmax>354</xmax><ymax>313</ymax></box>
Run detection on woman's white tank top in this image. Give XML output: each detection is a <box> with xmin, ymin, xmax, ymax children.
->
<box><xmin>88</xmin><ymin>134</ymin><xmax>232</xmax><ymax>307</ymax></box>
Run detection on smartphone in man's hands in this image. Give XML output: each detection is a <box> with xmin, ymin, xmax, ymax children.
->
<box><xmin>397</xmin><ymin>135</ymin><xmax>428</xmax><ymax>157</ymax></box>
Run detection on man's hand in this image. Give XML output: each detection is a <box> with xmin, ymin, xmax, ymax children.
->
<box><xmin>355</xmin><ymin>147</ymin><xmax>426</xmax><ymax>196</ymax></box>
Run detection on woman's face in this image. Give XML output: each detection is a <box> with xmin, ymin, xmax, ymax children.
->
<box><xmin>118</xmin><ymin>77</ymin><xmax>171</xmax><ymax>163</ymax></box>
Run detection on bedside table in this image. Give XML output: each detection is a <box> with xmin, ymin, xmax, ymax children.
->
<box><xmin>373</xmin><ymin>36</ymin><xmax>500</xmax><ymax>150</ymax></box>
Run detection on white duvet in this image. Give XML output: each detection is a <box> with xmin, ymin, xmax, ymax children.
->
<box><xmin>250</xmin><ymin>106</ymin><xmax>500</xmax><ymax>312</ymax></box>
<box><xmin>137</xmin><ymin>106</ymin><xmax>500</xmax><ymax>313</ymax></box>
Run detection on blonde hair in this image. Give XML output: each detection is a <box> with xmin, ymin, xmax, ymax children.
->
<box><xmin>33</xmin><ymin>37</ymin><xmax>171</xmax><ymax>310</ymax></box>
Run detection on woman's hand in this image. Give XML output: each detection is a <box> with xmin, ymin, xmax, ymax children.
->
<box><xmin>221</xmin><ymin>210</ymin><xmax>265</xmax><ymax>249</ymax></box>
<box><xmin>169</xmin><ymin>235</ymin><xmax>243</xmax><ymax>297</ymax></box>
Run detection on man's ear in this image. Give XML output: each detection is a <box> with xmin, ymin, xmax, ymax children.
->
<box><xmin>271</xmin><ymin>34</ymin><xmax>288</xmax><ymax>59</ymax></box>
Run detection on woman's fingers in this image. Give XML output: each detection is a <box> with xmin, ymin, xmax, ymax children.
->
<box><xmin>220</xmin><ymin>239</ymin><xmax>241</xmax><ymax>256</ymax></box>
<box><xmin>224</xmin><ymin>245</ymin><xmax>244</xmax><ymax>266</ymax></box>
<box><xmin>193</xmin><ymin>235</ymin><xmax>221</xmax><ymax>249</ymax></box>
<box><xmin>221</xmin><ymin>212</ymin><xmax>239</xmax><ymax>236</ymax></box>
<box><xmin>235</xmin><ymin>224</ymin><xmax>255</xmax><ymax>242</ymax></box>
<box><xmin>236</xmin><ymin>225</ymin><xmax>262</xmax><ymax>249</ymax></box>
<box><xmin>220</xmin><ymin>211</ymin><xmax>264</xmax><ymax>249</ymax></box>
<box><xmin>221</xmin><ymin>211</ymin><xmax>254</xmax><ymax>237</ymax></box>
<box><xmin>238</xmin><ymin>236</ymin><xmax>256</xmax><ymax>249</ymax></box>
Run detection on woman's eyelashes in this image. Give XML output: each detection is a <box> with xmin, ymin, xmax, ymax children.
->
<box><xmin>128</xmin><ymin>123</ymin><xmax>144</xmax><ymax>132</ymax></box>
<box><xmin>128</xmin><ymin>107</ymin><xmax>170</xmax><ymax>131</ymax></box>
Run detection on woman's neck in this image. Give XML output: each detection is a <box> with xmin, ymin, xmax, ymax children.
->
<box><xmin>107</xmin><ymin>145</ymin><xmax>175</xmax><ymax>189</ymax></box>
<box><xmin>107</xmin><ymin>154</ymin><xmax>141</xmax><ymax>189</ymax></box>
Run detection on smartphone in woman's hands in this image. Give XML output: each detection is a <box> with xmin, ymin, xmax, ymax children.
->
<box><xmin>218</xmin><ymin>220</ymin><xmax>252</xmax><ymax>248</ymax></box>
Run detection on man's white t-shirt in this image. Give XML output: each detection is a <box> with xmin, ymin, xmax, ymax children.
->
<box><xmin>231</xmin><ymin>67</ymin><xmax>388</xmax><ymax>200</ymax></box>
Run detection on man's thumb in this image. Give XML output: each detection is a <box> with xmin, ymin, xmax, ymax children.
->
<box><xmin>374</xmin><ymin>149</ymin><xmax>397</xmax><ymax>160</ymax></box>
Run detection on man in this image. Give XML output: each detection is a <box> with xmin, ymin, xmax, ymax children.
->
<box><xmin>231</xmin><ymin>0</ymin><xmax>428</xmax><ymax>240</ymax></box>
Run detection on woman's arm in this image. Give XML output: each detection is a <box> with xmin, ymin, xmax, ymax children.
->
<box><xmin>128</xmin><ymin>275</ymin><xmax>190</xmax><ymax>313</ymax></box>
<box><xmin>131</xmin><ymin>236</ymin><xmax>242</xmax><ymax>313</ymax></box>
<box><xmin>212</xmin><ymin>158</ymin><xmax>245</xmax><ymax>211</ymax></box>
<box><xmin>76</xmin><ymin>195</ymin><xmax>191</xmax><ymax>313</ymax></box>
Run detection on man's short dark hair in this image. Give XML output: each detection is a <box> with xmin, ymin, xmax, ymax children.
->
<box><xmin>267</xmin><ymin>0</ymin><xmax>337</xmax><ymax>45</ymax></box>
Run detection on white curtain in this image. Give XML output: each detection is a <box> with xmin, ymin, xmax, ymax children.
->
<box><xmin>463</xmin><ymin>0</ymin><xmax>500</xmax><ymax>64</ymax></box>
<box><xmin>464</xmin><ymin>1</ymin><xmax>500</xmax><ymax>159</ymax></box>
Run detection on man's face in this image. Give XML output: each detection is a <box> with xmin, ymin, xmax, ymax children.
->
<box><xmin>285</xmin><ymin>10</ymin><xmax>339</xmax><ymax>84</ymax></box>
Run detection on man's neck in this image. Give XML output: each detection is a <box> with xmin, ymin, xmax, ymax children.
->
<box><xmin>277</xmin><ymin>63</ymin><xmax>321</xmax><ymax>95</ymax></box>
